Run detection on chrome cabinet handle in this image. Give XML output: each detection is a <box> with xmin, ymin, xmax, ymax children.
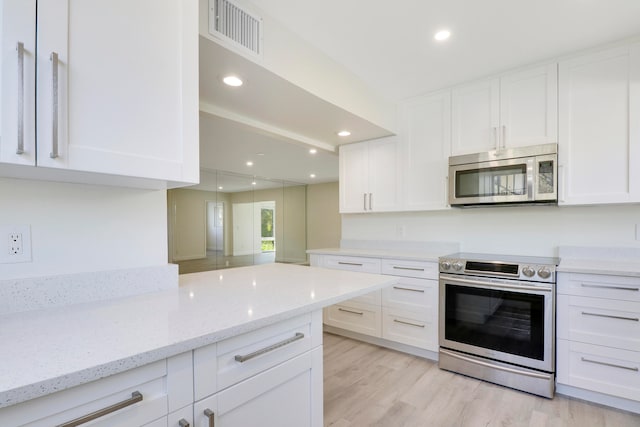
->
<box><xmin>369</xmin><ymin>192</ymin><xmax>372</xmax><ymax>210</ymax></box>
<box><xmin>16</xmin><ymin>42</ymin><xmax>25</xmax><ymax>155</ymax></box>
<box><xmin>178</xmin><ymin>419</ymin><xmax>190</xmax><ymax>427</ymax></box>
<box><xmin>492</xmin><ymin>127</ymin><xmax>498</xmax><ymax>150</ymax></box>
<box><xmin>57</xmin><ymin>391</ymin><xmax>142</xmax><ymax>427</ymax></box>
<box><xmin>363</xmin><ymin>193</ymin><xmax>367</xmax><ymax>211</ymax></box>
<box><xmin>204</xmin><ymin>409</ymin><xmax>215</xmax><ymax>427</ymax></box>
<box><xmin>393</xmin><ymin>286</ymin><xmax>425</xmax><ymax>293</ymax></box>
<box><xmin>502</xmin><ymin>125</ymin><xmax>506</xmax><ymax>149</ymax></box>
<box><xmin>50</xmin><ymin>52</ymin><xmax>59</xmax><ymax>159</ymax></box>
<box><xmin>581</xmin><ymin>357</ymin><xmax>638</xmax><ymax>372</ymax></box>
<box><xmin>581</xmin><ymin>311</ymin><xmax>639</xmax><ymax>322</ymax></box>
<box><xmin>338</xmin><ymin>308</ymin><xmax>364</xmax><ymax>315</ymax></box>
<box><xmin>338</xmin><ymin>261</ymin><xmax>363</xmax><ymax>267</ymax></box>
<box><xmin>581</xmin><ymin>283</ymin><xmax>639</xmax><ymax>292</ymax></box>
<box><xmin>234</xmin><ymin>332</ymin><xmax>304</xmax><ymax>363</ymax></box>
<box><xmin>392</xmin><ymin>266</ymin><xmax>425</xmax><ymax>272</ymax></box>
<box><xmin>393</xmin><ymin>319</ymin><xmax>425</xmax><ymax>328</ymax></box>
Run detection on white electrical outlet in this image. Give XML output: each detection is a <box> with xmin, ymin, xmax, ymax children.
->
<box><xmin>0</xmin><ymin>225</ymin><xmax>32</xmax><ymax>263</ymax></box>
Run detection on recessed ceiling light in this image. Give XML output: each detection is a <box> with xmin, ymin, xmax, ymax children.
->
<box><xmin>251</xmin><ymin>181</ymin><xmax>257</xmax><ymax>185</ymax></box>
<box><xmin>337</xmin><ymin>130</ymin><xmax>351</xmax><ymax>137</ymax></box>
<box><xmin>309</xmin><ymin>148</ymin><xmax>317</xmax><ymax>154</ymax></box>
<box><xmin>246</xmin><ymin>161</ymin><xmax>253</xmax><ymax>166</ymax></box>
<box><xmin>218</xmin><ymin>186</ymin><xmax>223</xmax><ymax>190</ymax></box>
<box><xmin>310</xmin><ymin>173</ymin><xmax>316</xmax><ymax>178</ymax></box>
<box><xmin>434</xmin><ymin>30</ymin><xmax>451</xmax><ymax>41</ymax></box>
<box><xmin>223</xmin><ymin>75</ymin><xmax>243</xmax><ymax>87</ymax></box>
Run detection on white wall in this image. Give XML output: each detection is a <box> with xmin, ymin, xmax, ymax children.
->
<box><xmin>0</xmin><ymin>178</ymin><xmax>168</xmax><ymax>280</ymax></box>
<box><xmin>307</xmin><ymin>182</ymin><xmax>341</xmax><ymax>250</ymax></box>
<box><xmin>342</xmin><ymin>204</ymin><xmax>640</xmax><ymax>257</ymax></box>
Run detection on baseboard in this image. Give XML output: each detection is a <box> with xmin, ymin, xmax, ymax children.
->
<box><xmin>323</xmin><ymin>325</ymin><xmax>438</xmax><ymax>362</ymax></box>
<box><xmin>556</xmin><ymin>384</ymin><xmax>640</xmax><ymax>415</ymax></box>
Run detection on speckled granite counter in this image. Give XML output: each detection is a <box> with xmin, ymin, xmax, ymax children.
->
<box><xmin>557</xmin><ymin>246</ymin><xmax>640</xmax><ymax>277</ymax></box>
<box><xmin>0</xmin><ymin>263</ymin><xmax>394</xmax><ymax>408</ymax></box>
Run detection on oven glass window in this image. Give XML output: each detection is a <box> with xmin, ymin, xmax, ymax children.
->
<box><xmin>444</xmin><ymin>284</ymin><xmax>545</xmax><ymax>360</ymax></box>
<box><xmin>455</xmin><ymin>164</ymin><xmax>527</xmax><ymax>198</ymax></box>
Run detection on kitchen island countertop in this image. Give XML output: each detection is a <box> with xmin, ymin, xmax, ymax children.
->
<box><xmin>0</xmin><ymin>263</ymin><xmax>395</xmax><ymax>408</ymax></box>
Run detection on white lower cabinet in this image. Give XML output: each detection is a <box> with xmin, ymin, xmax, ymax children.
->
<box><xmin>193</xmin><ymin>311</ymin><xmax>323</xmax><ymax>427</ymax></box>
<box><xmin>0</xmin><ymin>352</ymin><xmax>193</xmax><ymax>427</ymax></box>
<box><xmin>557</xmin><ymin>272</ymin><xmax>640</xmax><ymax>403</ymax></box>
<box><xmin>314</xmin><ymin>254</ymin><xmax>439</xmax><ymax>354</ymax></box>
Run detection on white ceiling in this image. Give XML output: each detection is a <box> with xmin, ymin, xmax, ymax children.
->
<box><xmin>198</xmin><ymin>0</ymin><xmax>640</xmax><ymax>186</ymax></box>
<box><xmin>251</xmin><ymin>0</ymin><xmax>640</xmax><ymax>101</ymax></box>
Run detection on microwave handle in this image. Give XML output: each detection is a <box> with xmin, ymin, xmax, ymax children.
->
<box><xmin>527</xmin><ymin>158</ymin><xmax>535</xmax><ymax>201</ymax></box>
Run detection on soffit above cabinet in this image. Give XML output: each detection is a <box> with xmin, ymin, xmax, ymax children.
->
<box><xmin>199</xmin><ymin>35</ymin><xmax>394</xmax><ymax>152</ymax></box>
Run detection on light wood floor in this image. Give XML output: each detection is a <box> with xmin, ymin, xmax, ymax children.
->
<box><xmin>323</xmin><ymin>333</ymin><xmax>640</xmax><ymax>427</ymax></box>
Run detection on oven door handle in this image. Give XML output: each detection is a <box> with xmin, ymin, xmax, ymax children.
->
<box><xmin>441</xmin><ymin>276</ymin><xmax>552</xmax><ymax>292</ymax></box>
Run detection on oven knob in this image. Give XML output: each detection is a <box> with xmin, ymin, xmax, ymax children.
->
<box><xmin>440</xmin><ymin>261</ymin><xmax>451</xmax><ymax>270</ymax></box>
<box><xmin>522</xmin><ymin>266</ymin><xmax>535</xmax><ymax>277</ymax></box>
<box><xmin>452</xmin><ymin>261</ymin><xmax>463</xmax><ymax>271</ymax></box>
<box><xmin>537</xmin><ymin>267</ymin><xmax>551</xmax><ymax>279</ymax></box>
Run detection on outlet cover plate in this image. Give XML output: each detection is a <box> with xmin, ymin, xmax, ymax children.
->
<box><xmin>0</xmin><ymin>224</ymin><xmax>32</xmax><ymax>263</ymax></box>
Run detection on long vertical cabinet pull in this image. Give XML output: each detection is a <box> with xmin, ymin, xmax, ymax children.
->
<box><xmin>369</xmin><ymin>193</ymin><xmax>372</xmax><ymax>210</ymax></box>
<box><xmin>50</xmin><ymin>52</ymin><xmax>59</xmax><ymax>159</ymax></box>
<box><xmin>502</xmin><ymin>125</ymin><xmax>507</xmax><ymax>149</ymax></box>
<box><xmin>492</xmin><ymin>127</ymin><xmax>498</xmax><ymax>150</ymax></box>
<box><xmin>204</xmin><ymin>409</ymin><xmax>215</xmax><ymax>427</ymax></box>
<box><xmin>363</xmin><ymin>193</ymin><xmax>367</xmax><ymax>211</ymax></box>
<box><xmin>16</xmin><ymin>42</ymin><xmax>25</xmax><ymax>155</ymax></box>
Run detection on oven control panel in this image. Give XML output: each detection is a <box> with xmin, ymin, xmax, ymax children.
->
<box><xmin>439</xmin><ymin>253</ymin><xmax>558</xmax><ymax>284</ymax></box>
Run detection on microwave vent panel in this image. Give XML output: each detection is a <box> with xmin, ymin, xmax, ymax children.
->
<box><xmin>210</xmin><ymin>0</ymin><xmax>263</xmax><ymax>57</ymax></box>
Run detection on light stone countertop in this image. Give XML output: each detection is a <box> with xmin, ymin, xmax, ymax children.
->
<box><xmin>557</xmin><ymin>246</ymin><xmax>640</xmax><ymax>277</ymax></box>
<box><xmin>0</xmin><ymin>263</ymin><xmax>395</xmax><ymax>409</ymax></box>
<box><xmin>306</xmin><ymin>247</ymin><xmax>448</xmax><ymax>262</ymax></box>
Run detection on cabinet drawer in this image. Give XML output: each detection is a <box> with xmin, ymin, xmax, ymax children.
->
<box><xmin>323</xmin><ymin>256</ymin><xmax>381</xmax><ymax>274</ymax></box>
<box><xmin>557</xmin><ymin>339</ymin><xmax>640</xmax><ymax>402</ymax></box>
<box><xmin>194</xmin><ymin>313</ymin><xmax>317</xmax><ymax>399</ymax></box>
<box><xmin>0</xmin><ymin>359</ymin><xmax>170</xmax><ymax>427</ymax></box>
<box><xmin>557</xmin><ymin>294</ymin><xmax>640</xmax><ymax>351</ymax></box>
<box><xmin>382</xmin><ymin>277</ymin><xmax>437</xmax><ymax>312</ymax></box>
<box><xmin>382</xmin><ymin>308</ymin><xmax>437</xmax><ymax>351</ymax></box>
<box><xmin>381</xmin><ymin>259</ymin><xmax>437</xmax><ymax>279</ymax></box>
<box><xmin>323</xmin><ymin>303</ymin><xmax>381</xmax><ymax>337</ymax></box>
<box><xmin>558</xmin><ymin>273</ymin><xmax>640</xmax><ymax>301</ymax></box>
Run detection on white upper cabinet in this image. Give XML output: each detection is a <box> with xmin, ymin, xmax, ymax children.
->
<box><xmin>451</xmin><ymin>64</ymin><xmax>558</xmax><ymax>156</ymax></box>
<box><xmin>339</xmin><ymin>136</ymin><xmax>402</xmax><ymax>213</ymax></box>
<box><xmin>0</xmin><ymin>0</ymin><xmax>199</xmax><ymax>187</ymax></box>
<box><xmin>399</xmin><ymin>91</ymin><xmax>451</xmax><ymax>211</ymax></box>
<box><xmin>558</xmin><ymin>43</ymin><xmax>640</xmax><ymax>205</ymax></box>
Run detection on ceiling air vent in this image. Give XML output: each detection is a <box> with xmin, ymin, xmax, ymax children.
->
<box><xmin>209</xmin><ymin>0</ymin><xmax>263</xmax><ymax>57</ymax></box>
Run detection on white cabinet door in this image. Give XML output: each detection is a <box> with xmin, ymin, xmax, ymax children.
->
<box><xmin>499</xmin><ymin>64</ymin><xmax>558</xmax><ymax>148</ymax></box>
<box><xmin>368</xmin><ymin>136</ymin><xmax>402</xmax><ymax>212</ymax></box>
<box><xmin>0</xmin><ymin>0</ymin><xmax>36</xmax><ymax>166</ymax></box>
<box><xmin>451</xmin><ymin>78</ymin><xmax>500</xmax><ymax>155</ymax></box>
<box><xmin>35</xmin><ymin>0</ymin><xmax>198</xmax><ymax>182</ymax></box>
<box><xmin>194</xmin><ymin>349</ymin><xmax>322</xmax><ymax>427</ymax></box>
<box><xmin>339</xmin><ymin>142</ymin><xmax>369</xmax><ymax>213</ymax></box>
<box><xmin>400</xmin><ymin>91</ymin><xmax>451</xmax><ymax>211</ymax></box>
<box><xmin>339</xmin><ymin>137</ymin><xmax>401</xmax><ymax>213</ymax></box>
<box><xmin>558</xmin><ymin>44</ymin><xmax>640</xmax><ymax>205</ymax></box>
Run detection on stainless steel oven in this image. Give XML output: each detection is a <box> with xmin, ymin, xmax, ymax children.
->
<box><xmin>438</xmin><ymin>253</ymin><xmax>558</xmax><ymax>398</ymax></box>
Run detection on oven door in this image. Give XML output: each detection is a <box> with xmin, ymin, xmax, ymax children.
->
<box><xmin>439</xmin><ymin>273</ymin><xmax>554</xmax><ymax>372</ymax></box>
<box><xmin>449</xmin><ymin>157</ymin><xmax>534</xmax><ymax>205</ymax></box>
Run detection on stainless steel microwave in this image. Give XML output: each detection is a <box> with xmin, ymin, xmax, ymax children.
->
<box><xmin>448</xmin><ymin>143</ymin><xmax>557</xmax><ymax>207</ymax></box>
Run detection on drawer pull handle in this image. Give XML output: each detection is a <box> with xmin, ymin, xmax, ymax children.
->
<box><xmin>234</xmin><ymin>332</ymin><xmax>305</xmax><ymax>363</ymax></box>
<box><xmin>338</xmin><ymin>308</ymin><xmax>364</xmax><ymax>316</ymax></box>
<box><xmin>179</xmin><ymin>419</ymin><xmax>190</xmax><ymax>427</ymax></box>
<box><xmin>57</xmin><ymin>391</ymin><xmax>142</xmax><ymax>427</ymax></box>
<box><xmin>580</xmin><ymin>357</ymin><xmax>639</xmax><ymax>372</ymax></box>
<box><xmin>204</xmin><ymin>409</ymin><xmax>215</xmax><ymax>427</ymax></box>
<box><xmin>393</xmin><ymin>319</ymin><xmax>425</xmax><ymax>328</ymax></box>
<box><xmin>338</xmin><ymin>261</ymin><xmax>364</xmax><ymax>266</ymax></box>
<box><xmin>581</xmin><ymin>312</ymin><xmax>639</xmax><ymax>322</ymax></box>
<box><xmin>581</xmin><ymin>284</ymin><xmax>639</xmax><ymax>292</ymax></box>
<box><xmin>392</xmin><ymin>266</ymin><xmax>425</xmax><ymax>272</ymax></box>
<box><xmin>393</xmin><ymin>286</ymin><xmax>425</xmax><ymax>293</ymax></box>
